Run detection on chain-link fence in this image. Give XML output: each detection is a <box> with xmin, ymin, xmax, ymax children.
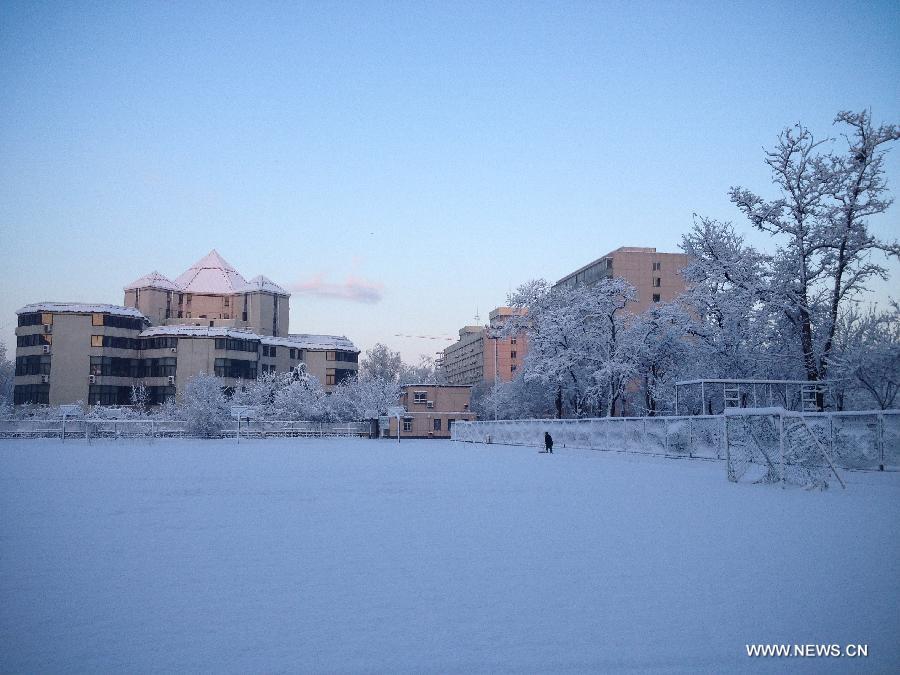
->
<box><xmin>0</xmin><ymin>419</ymin><xmax>371</xmax><ymax>441</ymax></box>
<box><xmin>452</xmin><ymin>410</ymin><xmax>899</xmax><ymax>471</ymax></box>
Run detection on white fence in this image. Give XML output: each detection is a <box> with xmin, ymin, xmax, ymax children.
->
<box><xmin>451</xmin><ymin>410</ymin><xmax>900</xmax><ymax>471</ymax></box>
<box><xmin>0</xmin><ymin>419</ymin><xmax>371</xmax><ymax>441</ymax></box>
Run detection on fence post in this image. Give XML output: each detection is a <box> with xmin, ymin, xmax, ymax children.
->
<box><xmin>779</xmin><ymin>412</ymin><xmax>785</xmax><ymax>488</ymax></box>
<box><xmin>829</xmin><ymin>415</ymin><xmax>834</xmax><ymax>460</ymax></box>
<box><xmin>720</xmin><ymin>415</ymin><xmax>726</xmax><ymax>460</ymax></box>
<box><xmin>688</xmin><ymin>418</ymin><xmax>693</xmax><ymax>459</ymax></box>
<box><xmin>725</xmin><ymin>414</ymin><xmax>731</xmax><ymax>480</ymax></box>
<box><xmin>879</xmin><ymin>413</ymin><xmax>885</xmax><ymax>471</ymax></box>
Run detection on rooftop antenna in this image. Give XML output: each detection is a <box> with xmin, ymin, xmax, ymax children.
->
<box><xmin>474</xmin><ymin>306</ymin><xmax>481</xmax><ymax>324</ymax></box>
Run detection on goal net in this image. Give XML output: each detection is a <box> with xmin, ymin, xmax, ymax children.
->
<box><xmin>725</xmin><ymin>408</ymin><xmax>845</xmax><ymax>489</ymax></box>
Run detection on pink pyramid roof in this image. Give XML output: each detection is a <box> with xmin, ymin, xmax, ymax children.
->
<box><xmin>246</xmin><ymin>274</ymin><xmax>289</xmax><ymax>295</ymax></box>
<box><xmin>124</xmin><ymin>270</ymin><xmax>181</xmax><ymax>292</ymax></box>
<box><xmin>174</xmin><ymin>250</ymin><xmax>249</xmax><ymax>294</ymax></box>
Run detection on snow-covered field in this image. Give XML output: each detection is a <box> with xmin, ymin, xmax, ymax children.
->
<box><xmin>1</xmin><ymin>438</ymin><xmax>897</xmax><ymax>673</ymax></box>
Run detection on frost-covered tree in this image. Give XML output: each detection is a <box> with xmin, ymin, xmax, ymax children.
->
<box><xmin>273</xmin><ymin>366</ymin><xmax>329</xmax><ymax>421</ymax></box>
<box><xmin>679</xmin><ymin>217</ymin><xmax>776</xmax><ymax>379</ymax></box>
<box><xmin>471</xmin><ymin>375</ymin><xmax>556</xmax><ymax>420</ymax></box>
<box><xmin>505</xmin><ymin>277</ymin><xmax>637</xmax><ymax>417</ymax></box>
<box><xmin>400</xmin><ymin>355</ymin><xmax>445</xmax><ymax>384</ymax></box>
<box><xmin>625</xmin><ymin>302</ymin><xmax>694</xmax><ymax>415</ymax></box>
<box><xmin>130</xmin><ymin>383</ymin><xmax>150</xmax><ymax>415</ymax></box>
<box><xmin>0</xmin><ymin>343</ymin><xmax>14</xmax><ymax>406</ymax></box>
<box><xmin>729</xmin><ymin>110</ymin><xmax>899</xmax><ymax>381</ymax></box>
<box><xmin>360</xmin><ymin>343</ymin><xmax>403</xmax><ymax>382</ymax></box>
<box><xmin>831</xmin><ymin>304</ymin><xmax>900</xmax><ymax>410</ymax></box>
<box><xmin>181</xmin><ymin>372</ymin><xmax>229</xmax><ymax>437</ymax></box>
<box><xmin>231</xmin><ymin>370</ymin><xmax>288</xmax><ymax>418</ymax></box>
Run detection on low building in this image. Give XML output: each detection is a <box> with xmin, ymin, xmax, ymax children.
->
<box><xmin>554</xmin><ymin>246</ymin><xmax>691</xmax><ymax>314</ymax></box>
<box><xmin>386</xmin><ymin>384</ymin><xmax>475</xmax><ymax>438</ymax></box>
<box><xmin>440</xmin><ymin>307</ymin><xmax>528</xmax><ymax>387</ymax></box>
<box><xmin>13</xmin><ymin>304</ymin><xmax>358</xmax><ymax>406</ymax></box>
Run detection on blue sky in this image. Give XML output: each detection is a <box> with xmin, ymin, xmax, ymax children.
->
<box><xmin>2</xmin><ymin>0</ymin><xmax>898</xmax><ymax>361</ymax></box>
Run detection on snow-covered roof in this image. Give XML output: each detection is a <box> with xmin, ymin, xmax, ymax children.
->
<box><xmin>122</xmin><ymin>250</ymin><xmax>290</xmax><ymax>297</ymax></box>
<box><xmin>139</xmin><ymin>325</ymin><xmax>261</xmax><ymax>340</ymax></box>
<box><xmin>246</xmin><ymin>275</ymin><xmax>288</xmax><ymax>295</ymax></box>
<box><xmin>174</xmin><ymin>250</ymin><xmax>251</xmax><ymax>295</ymax></box>
<box><xmin>261</xmin><ymin>334</ymin><xmax>358</xmax><ymax>352</ymax></box>
<box><xmin>16</xmin><ymin>303</ymin><xmax>148</xmax><ymax>319</ymax></box>
<box><xmin>124</xmin><ymin>270</ymin><xmax>181</xmax><ymax>292</ymax></box>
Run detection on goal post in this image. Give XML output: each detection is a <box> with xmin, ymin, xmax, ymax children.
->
<box><xmin>725</xmin><ymin>407</ymin><xmax>845</xmax><ymax>489</ymax></box>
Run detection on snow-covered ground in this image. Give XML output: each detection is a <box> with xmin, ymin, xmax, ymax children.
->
<box><xmin>1</xmin><ymin>438</ymin><xmax>897</xmax><ymax>673</ymax></box>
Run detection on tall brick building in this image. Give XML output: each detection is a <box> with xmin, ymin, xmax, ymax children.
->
<box><xmin>553</xmin><ymin>246</ymin><xmax>690</xmax><ymax>313</ymax></box>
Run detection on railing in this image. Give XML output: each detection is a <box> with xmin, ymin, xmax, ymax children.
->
<box><xmin>451</xmin><ymin>410</ymin><xmax>900</xmax><ymax>471</ymax></box>
<box><xmin>0</xmin><ymin>419</ymin><xmax>371</xmax><ymax>440</ymax></box>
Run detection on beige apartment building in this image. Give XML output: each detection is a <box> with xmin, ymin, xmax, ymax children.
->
<box><xmin>13</xmin><ymin>252</ymin><xmax>358</xmax><ymax>406</ymax></box>
<box><xmin>124</xmin><ymin>250</ymin><xmax>290</xmax><ymax>336</ymax></box>
<box><xmin>386</xmin><ymin>384</ymin><xmax>475</xmax><ymax>438</ymax></box>
<box><xmin>440</xmin><ymin>307</ymin><xmax>528</xmax><ymax>387</ymax></box>
<box><xmin>554</xmin><ymin>246</ymin><xmax>690</xmax><ymax>314</ymax></box>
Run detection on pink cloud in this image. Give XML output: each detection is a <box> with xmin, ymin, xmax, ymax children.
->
<box><xmin>289</xmin><ymin>274</ymin><xmax>384</xmax><ymax>304</ymax></box>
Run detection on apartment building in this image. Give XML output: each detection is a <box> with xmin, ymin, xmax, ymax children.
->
<box><xmin>386</xmin><ymin>384</ymin><xmax>475</xmax><ymax>438</ymax></box>
<box><xmin>12</xmin><ymin>252</ymin><xmax>358</xmax><ymax>406</ymax></box>
<box><xmin>554</xmin><ymin>246</ymin><xmax>690</xmax><ymax>313</ymax></box>
<box><xmin>440</xmin><ymin>307</ymin><xmax>528</xmax><ymax>387</ymax></box>
<box><xmin>124</xmin><ymin>250</ymin><xmax>290</xmax><ymax>336</ymax></box>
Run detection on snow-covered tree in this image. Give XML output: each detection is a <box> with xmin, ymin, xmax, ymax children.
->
<box><xmin>504</xmin><ymin>277</ymin><xmax>637</xmax><ymax>417</ymax></box>
<box><xmin>130</xmin><ymin>383</ymin><xmax>150</xmax><ymax>415</ymax></box>
<box><xmin>831</xmin><ymin>304</ymin><xmax>900</xmax><ymax>410</ymax></box>
<box><xmin>729</xmin><ymin>110</ymin><xmax>899</xmax><ymax>381</ymax></box>
<box><xmin>181</xmin><ymin>372</ymin><xmax>229</xmax><ymax>437</ymax></box>
<box><xmin>0</xmin><ymin>343</ymin><xmax>14</xmax><ymax>407</ymax></box>
<box><xmin>679</xmin><ymin>217</ymin><xmax>776</xmax><ymax>380</ymax></box>
<box><xmin>360</xmin><ymin>343</ymin><xmax>403</xmax><ymax>382</ymax></box>
<box><xmin>273</xmin><ymin>366</ymin><xmax>329</xmax><ymax>421</ymax></box>
<box><xmin>400</xmin><ymin>354</ymin><xmax>445</xmax><ymax>384</ymax></box>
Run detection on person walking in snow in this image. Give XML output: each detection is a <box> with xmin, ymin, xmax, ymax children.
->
<box><xmin>544</xmin><ymin>431</ymin><xmax>553</xmax><ymax>454</ymax></box>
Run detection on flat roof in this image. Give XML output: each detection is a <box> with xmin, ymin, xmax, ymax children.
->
<box><xmin>17</xmin><ymin>303</ymin><xmax>148</xmax><ymax>319</ymax></box>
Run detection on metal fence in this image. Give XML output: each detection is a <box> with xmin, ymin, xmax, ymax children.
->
<box><xmin>0</xmin><ymin>419</ymin><xmax>371</xmax><ymax>441</ymax></box>
<box><xmin>451</xmin><ymin>410</ymin><xmax>900</xmax><ymax>471</ymax></box>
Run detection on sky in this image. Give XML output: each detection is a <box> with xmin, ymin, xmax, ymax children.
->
<box><xmin>1</xmin><ymin>0</ymin><xmax>898</xmax><ymax>362</ymax></box>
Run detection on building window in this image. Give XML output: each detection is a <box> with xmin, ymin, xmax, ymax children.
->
<box><xmin>224</xmin><ymin>297</ymin><xmax>230</xmax><ymax>307</ymax></box>
<box><xmin>92</xmin><ymin>313</ymin><xmax>104</xmax><ymax>326</ymax></box>
<box><xmin>91</xmin><ymin>335</ymin><xmax>103</xmax><ymax>348</ymax></box>
<box><xmin>510</xmin><ymin>365</ymin><xmax>517</xmax><ymax>373</ymax></box>
<box><xmin>325</xmin><ymin>368</ymin><xmax>335</xmax><ymax>386</ymax></box>
<box><xmin>448</xmin><ymin>419</ymin><xmax>455</xmax><ymax>430</ymax></box>
<box><xmin>653</xmin><ymin>277</ymin><xmax>661</xmax><ymax>287</ymax></box>
<box><xmin>289</xmin><ymin>348</ymin><xmax>296</xmax><ymax>360</ymax></box>
<box><xmin>652</xmin><ymin>294</ymin><xmax>661</xmax><ymax>303</ymax></box>
<box><xmin>403</xmin><ymin>418</ymin><xmax>412</xmax><ymax>432</ymax></box>
<box><xmin>413</xmin><ymin>391</ymin><xmax>427</xmax><ymax>404</ymax></box>
<box><xmin>510</xmin><ymin>338</ymin><xmax>516</xmax><ymax>345</ymax></box>
<box><xmin>433</xmin><ymin>418</ymin><xmax>442</xmax><ymax>431</ymax></box>
<box><xmin>652</xmin><ymin>262</ymin><xmax>661</xmax><ymax>271</ymax></box>
<box><xmin>510</xmin><ymin>351</ymin><xmax>517</xmax><ymax>359</ymax></box>
<box><xmin>326</xmin><ymin>351</ymin><xmax>336</xmax><ymax>361</ymax></box>
<box><xmin>42</xmin><ymin>313</ymin><xmax>53</xmax><ymax>326</ymax></box>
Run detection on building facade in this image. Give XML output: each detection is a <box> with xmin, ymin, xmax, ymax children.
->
<box><xmin>386</xmin><ymin>384</ymin><xmax>475</xmax><ymax>438</ymax></box>
<box><xmin>12</xmin><ymin>252</ymin><xmax>358</xmax><ymax>406</ymax></box>
<box><xmin>123</xmin><ymin>250</ymin><xmax>290</xmax><ymax>336</ymax></box>
<box><xmin>554</xmin><ymin>246</ymin><xmax>691</xmax><ymax>314</ymax></box>
<box><xmin>440</xmin><ymin>307</ymin><xmax>528</xmax><ymax>387</ymax></box>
